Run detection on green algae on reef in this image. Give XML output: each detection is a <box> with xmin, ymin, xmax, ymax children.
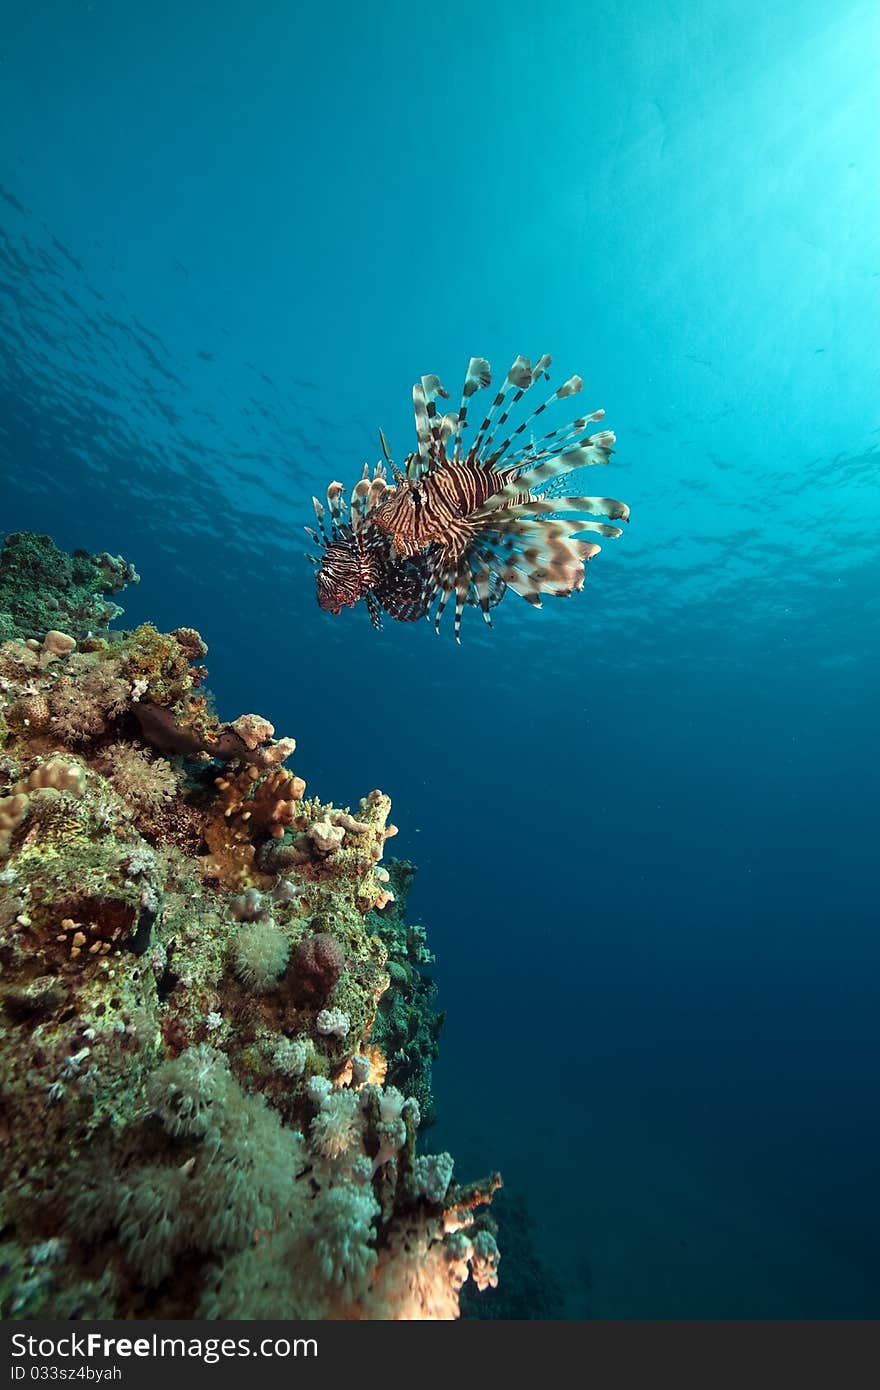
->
<box><xmin>0</xmin><ymin>532</ymin><xmax>499</xmax><ymax>1319</ymax></box>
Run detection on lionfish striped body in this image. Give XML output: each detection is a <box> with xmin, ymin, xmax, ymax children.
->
<box><xmin>308</xmin><ymin>354</ymin><xmax>630</xmax><ymax>641</ymax></box>
<box><xmin>307</xmin><ymin>467</ymin><xmax>432</xmax><ymax>629</ymax></box>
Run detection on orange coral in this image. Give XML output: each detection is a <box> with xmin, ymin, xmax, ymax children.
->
<box><xmin>366</xmin><ymin>1044</ymin><xmax>388</xmax><ymax>1087</ymax></box>
<box><xmin>199</xmin><ymin>764</ymin><xmax>307</xmax><ymax>889</ymax></box>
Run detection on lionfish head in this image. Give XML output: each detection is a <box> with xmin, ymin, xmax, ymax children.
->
<box><xmin>315</xmin><ymin>538</ymin><xmax>370</xmax><ymax>615</ymax></box>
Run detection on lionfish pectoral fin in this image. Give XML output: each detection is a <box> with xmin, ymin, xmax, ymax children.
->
<box><xmin>471</xmin><ymin>568</ymin><xmax>495</xmax><ymax>626</ymax></box>
<box><xmin>433</xmin><ymin>597</ymin><xmax>449</xmax><ymax>636</ymax></box>
<box><xmin>365</xmin><ymin>592</ymin><xmax>383</xmax><ymax>631</ymax></box>
<box><xmin>453</xmin><ymin>577</ymin><xmax>471</xmax><ymax>643</ymax></box>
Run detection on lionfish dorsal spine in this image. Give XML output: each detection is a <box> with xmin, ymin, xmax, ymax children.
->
<box><xmin>469</xmin><ymin>355</ymin><xmax>533</xmax><ymax>462</ymax></box>
<box><xmin>412</xmin><ymin>382</ymin><xmax>432</xmax><ymax>462</ymax></box>
<box><xmin>351</xmin><ymin>474</ymin><xmax>372</xmax><ymax>532</ymax></box>
<box><xmin>469</xmin><ymin>355</ymin><xmax>546</xmax><ymax>463</ymax></box>
<box><xmin>326</xmin><ymin>481</ymin><xmax>347</xmax><ymax>521</ymax></box>
<box><xmin>452</xmin><ymin>356</ymin><xmax>492</xmax><ymax>460</ymax></box>
<box><xmin>366</xmin><ymin>473</ymin><xmax>389</xmax><ymax>514</ymax></box>
<box><xmin>311</xmin><ymin>495</ymin><xmax>332</xmax><ymax>548</ymax></box>
<box><xmin>483</xmin><ymin>371</ymin><xmax>582</xmax><ymax>468</ymax></box>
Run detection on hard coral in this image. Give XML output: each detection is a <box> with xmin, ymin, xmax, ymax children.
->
<box><xmin>291</xmin><ymin>930</ymin><xmax>345</xmax><ymax>1003</ymax></box>
<box><xmin>0</xmin><ymin>757</ymin><xmax>84</xmax><ymax>853</ymax></box>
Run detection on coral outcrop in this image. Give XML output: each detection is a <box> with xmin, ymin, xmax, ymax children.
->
<box><xmin>0</xmin><ymin>535</ymin><xmax>499</xmax><ymax>1319</ymax></box>
<box><xmin>0</xmin><ymin>532</ymin><xmax>139</xmax><ymax>644</ymax></box>
<box><xmin>367</xmin><ymin>860</ymin><xmax>444</xmax><ymax>1126</ymax></box>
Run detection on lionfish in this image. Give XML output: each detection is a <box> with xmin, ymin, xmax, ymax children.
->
<box><xmin>308</xmin><ymin>355</ymin><xmax>629</xmax><ymax>641</ymax></box>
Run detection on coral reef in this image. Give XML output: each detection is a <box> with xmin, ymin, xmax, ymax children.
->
<box><xmin>0</xmin><ymin>535</ymin><xmax>499</xmax><ymax>1319</ymax></box>
<box><xmin>367</xmin><ymin>860</ymin><xmax>444</xmax><ymax>1126</ymax></box>
<box><xmin>0</xmin><ymin>532</ymin><xmax>139</xmax><ymax>643</ymax></box>
<box><xmin>459</xmin><ymin>1191</ymin><xmax>566</xmax><ymax>1320</ymax></box>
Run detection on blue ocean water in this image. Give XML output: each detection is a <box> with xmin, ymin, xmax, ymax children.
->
<box><xmin>1</xmin><ymin>0</ymin><xmax>878</xmax><ymax>1318</ymax></box>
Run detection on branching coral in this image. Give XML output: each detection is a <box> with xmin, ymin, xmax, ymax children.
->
<box><xmin>199</xmin><ymin>764</ymin><xmax>306</xmax><ymax>889</ymax></box>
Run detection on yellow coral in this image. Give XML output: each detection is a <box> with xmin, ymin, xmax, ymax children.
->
<box><xmin>0</xmin><ymin>759</ymin><xmax>85</xmax><ymax>853</ymax></box>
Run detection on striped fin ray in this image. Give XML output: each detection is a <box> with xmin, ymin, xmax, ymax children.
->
<box><xmin>518</xmin><ymin>409</ymin><xmax>608</xmax><ymax>466</ymax></box>
<box><xmin>437</xmin><ymin>410</ymin><xmax>459</xmax><ymax>452</ymax></box>
<box><xmin>350</xmin><ymin>467</ymin><xmax>372</xmax><ymax>532</ymax></box>
<box><xmin>410</xmin><ymin>377</ymin><xmax>454</xmax><ymax>478</ymax></box>
<box><xmin>477</xmin><ymin>354</ymin><xmax>555</xmax><ymax>462</ymax></box>
<box><xmin>474</xmin><ymin>439</ymin><xmax>620</xmax><ymax>513</ymax></box>
<box><xmin>474</xmin><ymin>549</ymin><xmax>548</xmax><ymax>606</ymax></box>
<box><xmin>477</xmin><ymin>523</ymin><xmax>602</xmax><ymax>573</ymax></box>
<box><xmin>365</xmin><ymin>591</ymin><xmax>384</xmax><ymax>630</ymax></box>
<box><xmin>453</xmin><ymin>577</ymin><xmax>471</xmax><ymax>641</ymax></box>
<box><xmin>349</xmin><ymin>462</ymin><xmax>391</xmax><ymax>532</ymax></box>
<box><xmin>496</xmin><ymin>543</ymin><xmax>598</xmax><ymax>603</ymax></box>
<box><xmin>366</xmin><ymin>470</ymin><xmax>390</xmax><ymax>514</ymax></box>
<box><xmin>326</xmin><ymin>481</ymin><xmax>347</xmax><ymax>521</ymax></box>
<box><xmin>468</xmin><ymin>355</ymin><xmax>542</xmax><ymax>462</ymax></box>
<box><xmin>485</xmin><ymin>371</ymin><xmax>585</xmax><ymax>467</ymax></box>
<box><xmin>431</xmin><ymin>565</ymin><xmax>461</xmax><ymax>638</ymax></box>
<box><xmin>310</xmin><ymin>495</ymin><xmax>333</xmax><ymax>547</ymax></box>
<box><xmin>412</xmin><ymin>383</ymin><xmax>433</xmax><ymax>470</ymax></box>
<box><xmin>420</xmin><ymin>375</ymin><xmax>450</xmax><ymax>451</ymax></box>
<box><xmin>424</xmin><ymin>514</ymin><xmax>604</xmax><ymax>638</ymax></box>
<box><xmin>426</xmin><ymin>549</ymin><xmax>477</xmax><ymax>643</ymax></box>
<box><xmin>452</xmin><ymin>357</ymin><xmax>492</xmax><ymax>461</ymax></box>
<box><xmin>493</xmin><ymin>496</ymin><xmax>630</xmax><ymax>527</ymax></box>
<box><xmin>468</xmin><ymin>525</ymin><xmax>603</xmax><ymax>604</ymax></box>
<box><xmin>469</xmin><ymin>557</ymin><xmax>497</xmax><ymax>627</ymax></box>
